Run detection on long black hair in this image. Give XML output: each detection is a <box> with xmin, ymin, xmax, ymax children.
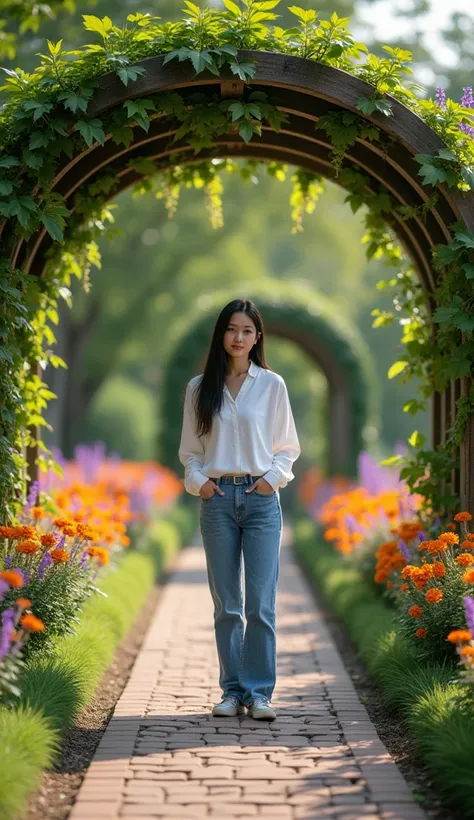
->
<box><xmin>192</xmin><ymin>299</ymin><xmax>271</xmax><ymax>439</ymax></box>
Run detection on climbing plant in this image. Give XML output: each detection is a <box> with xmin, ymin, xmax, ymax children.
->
<box><xmin>0</xmin><ymin>1</ymin><xmax>474</xmax><ymax>518</ymax></box>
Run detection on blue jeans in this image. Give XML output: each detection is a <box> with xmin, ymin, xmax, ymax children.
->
<box><xmin>199</xmin><ymin>475</ymin><xmax>283</xmax><ymax>707</ymax></box>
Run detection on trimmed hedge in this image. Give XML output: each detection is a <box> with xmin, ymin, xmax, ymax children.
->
<box><xmin>293</xmin><ymin>516</ymin><xmax>474</xmax><ymax>820</ymax></box>
<box><xmin>0</xmin><ymin>502</ymin><xmax>196</xmax><ymax>820</ymax></box>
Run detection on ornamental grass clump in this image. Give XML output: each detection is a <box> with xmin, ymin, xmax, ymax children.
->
<box><xmin>0</xmin><ymin>477</ymin><xmax>134</xmax><ymax>658</ymax></box>
<box><xmin>447</xmin><ymin>594</ymin><xmax>474</xmax><ymax>693</ymax></box>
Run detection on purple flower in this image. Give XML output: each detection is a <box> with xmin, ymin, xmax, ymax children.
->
<box><xmin>37</xmin><ymin>551</ymin><xmax>53</xmax><ymax>580</ymax></box>
<box><xmin>0</xmin><ymin>578</ymin><xmax>9</xmax><ymax>600</ymax></box>
<box><xmin>4</xmin><ymin>555</ymin><xmax>12</xmax><ymax>568</ymax></box>
<box><xmin>22</xmin><ymin>569</ymin><xmax>30</xmax><ymax>585</ymax></box>
<box><xmin>79</xmin><ymin>551</ymin><xmax>90</xmax><ymax>570</ymax></box>
<box><xmin>398</xmin><ymin>540</ymin><xmax>411</xmax><ymax>562</ymax></box>
<box><xmin>0</xmin><ymin>607</ymin><xmax>15</xmax><ymax>660</ymax></box>
<box><xmin>464</xmin><ymin>596</ymin><xmax>474</xmax><ymax>635</ymax></box>
<box><xmin>436</xmin><ymin>87</ymin><xmax>446</xmax><ymax>109</ymax></box>
<box><xmin>56</xmin><ymin>534</ymin><xmax>66</xmax><ymax>550</ymax></box>
<box><xmin>25</xmin><ymin>480</ymin><xmax>39</xmax><ymax>511</ymax></box>
<box><xmin>417</xmin><ymin>531</ymin><xmax>425</xmax><ymax>542</ymax></box>
<box><xmin>461</xmin><ymin>87</ymin><xmax>474</xmax><ymax>108</ymax></box>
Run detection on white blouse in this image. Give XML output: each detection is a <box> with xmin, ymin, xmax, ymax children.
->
<box><xmin>178</xmin><ymin>360</ymin><xmax>301</xmax><ymax>496</ymax></box>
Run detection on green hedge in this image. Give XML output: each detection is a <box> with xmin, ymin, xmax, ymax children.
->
<box><xmin>0</xmin><ymin>501</ymin><xmax>196</xmax><ymax>820</ymax></box>
<box><xmin>293</xmin><ymin>516</ymin><xmax>474</xmax><ymax>820</ymax></box>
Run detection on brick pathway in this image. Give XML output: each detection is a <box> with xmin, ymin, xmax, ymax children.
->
<box><xmin>69</xmin><ymin>526</ymin><xmax>427</xmax><ymax>820</ymax></box>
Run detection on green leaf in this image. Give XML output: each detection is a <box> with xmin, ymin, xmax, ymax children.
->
<box><xmin>23</xmin><ymin>100</ymin><xmax>53</xmax><ymax>121</ymax></box>
<box><xmin>408</xmin><ymin>430</ymin><xmax>426</xmax><ymax>448</ymax></box>
<box><xmin>230</xmin><ymin>59</ymin><xmax>256</xmax><ymax>81</ymax></box>
<box><xmin>22</xmin><ymin>149</ymin><xmax>43</xmax><ymax>170</ymax></box>
<box><xmin>379</xmin><ymin>455</ymin><xmax>402</xmax><ymax>466</ymax></box>
<box><xmin>388</xmin><ymin>360</ymin><xmax>408</xmax><ymax>379</ymax></box>
<box><xmin>9</xmin><ymin>196</ymin><xmax>37</xmax><ymax>227</ymax></box>
<box><xmin>462</xmin><ymin>263</ymin><xmax>474</xmax><ymax>280</ymax></box>
<box><xmin>223</xmin><ymin>0</ymin><xmax>242</xmax><ymax>15</ymax></box>
<box><xmin>117</xmin><ymin>65</ymin><xmax>146</xmax><ymax>86</ymax></box>
<box><xmin>82</xmin><ymin>15</ymin><xmax>113</xmax><ymax>38</ymax></box>
<box><xmin>239</xmin><ymin>121</ymin><xmax>254</xmax><ymax>143</ymax></box>
<box><xmin>0</xmin><ymin>181</ymin><xmax>13</xmax><ymax>196</ymax></box>
<box><xmin>417</xmin><ymin>163</ymin><xmax>447</xmax><ymax>186</ymax></box>
<box><xmin>228</xmin><ymin>102</ymin><xmax>245</xmax><ymax>122</ymax></box>
<box><xmin>29</xmin><ymin>131</ymin><xmax>50</xmax><ymax>150</ymax></box>
<box><xmin>437</xmin><ymin>148</ymin><xmax>457</xmax><ymax>162</ymax></box>
<box><xmin>456</xmin><ymin>232</ymin><xmax>474</xmax><ymax>249</ymax></box>
<box><xmin>40</xmin><ymin>215</ymin><xmax>64</xmax><ymax>242</ymax></box>
<box><xmin>0</xmin><ymin>156</ymin><xmax>20</xmax><ymax>168</ymax></box>
<box><xmin>74</xmin><ymin>118</ymin><xmax>105</xmax><ymax>147</ymax></box>
<box><xmin>57</xmin><ymin>91</ymin><xmax>91</xmax><ymax>113</ymax></box>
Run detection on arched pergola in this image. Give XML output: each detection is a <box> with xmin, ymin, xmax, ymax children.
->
<box><xmin>6</xmin><ymin>53</ymin><xmax>474</xmax><ymax>505</ymax></box>
<box><xmin>159</xmin><ymin>287</ymin><xmax>379</xmax><ymax>478</ymax></box>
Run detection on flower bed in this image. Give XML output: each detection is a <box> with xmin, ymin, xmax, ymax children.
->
<box><xmin>296</xmin><ymin>454</ymin><xmax>474</xmax><ymax>817</ymax></box>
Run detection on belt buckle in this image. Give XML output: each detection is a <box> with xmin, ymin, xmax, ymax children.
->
<box><xmin>233</xmin><ymin>475</ymin><xmax>239</xmax><ymax>484</ymax></box>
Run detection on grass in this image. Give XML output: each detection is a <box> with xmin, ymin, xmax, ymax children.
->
<box><xmin>293</xmin><ymin>514</ymin><xmax>474</xmax><ymax>820</ymax></box>
<box><xmin>0</xmin><ymin>502</ymin><xmax>196</xmax><ymax>820</ymax></box>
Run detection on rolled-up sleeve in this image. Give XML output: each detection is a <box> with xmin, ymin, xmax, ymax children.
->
<box><xmin>178</xmin><ymin>381</ymin><xmax>209</xmax><ymax>496</ymax></box>
<box><xmin>262</xmin><ymin>379</ymin><xmax>301</xmax><ymax>490</ymax></box>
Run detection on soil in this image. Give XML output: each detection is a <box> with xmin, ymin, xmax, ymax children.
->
<box><xmin>24</xmin><ymin>550</ymin><xmax>182</xmax><ymax>820</ymax></box>
<box><xmin>292</xmin><ymin>545</ymin><xmax>454</xmax><ymax>820</ymax></box>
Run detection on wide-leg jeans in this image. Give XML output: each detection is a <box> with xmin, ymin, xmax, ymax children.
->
<box><xmin>199</xmin><ymin>475</ymin><xmax>283</xmax><ymax>707</ymax></box>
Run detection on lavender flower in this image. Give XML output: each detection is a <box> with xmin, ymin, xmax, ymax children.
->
<box><xmin>37</xmin><ymin>551</ymin><xmax>53</xmax><ymax>580</ymax></box>
<box><xmin>22</xmin><ymin>569</ymin><xmax>30</xmax><ymax>585</ymax></box>
<box><xmin>4</xmin><ymin>556</ymin><xmax>12</xmax><ymax>568</ymax></box>
<box><xmin>0</xmin><ymin>579</ymin><xmax>9</xmax><ymax>600</ymax></box>
<box><xmin>398</xmin><ymin>540</ymin><xmax>411</xmax><ymax>562</ymax></box>
<box><xmin>461</xmin><ymin>86</ymin><xmax>474</xmax><ymax>108</ymax></box>
<box><xmin>464</xmin><ymin>596</ymin><xmax>474</xmax><ymax>635</ymax></box>
<box><xmin>0</xmin><ymin>607</ymin><xmax>15</xmax><ymax>661</ymax></box>
<box><xmin>79</xmin><ymin>551</ymin><xmax>90</xmax><ymax>570</ymax></box>
<box><xmin>436</xmin><ymin>87</ymin><xmax>446</xmax><ymax>109</ymax></box>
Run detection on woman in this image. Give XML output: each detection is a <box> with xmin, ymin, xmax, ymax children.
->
<box><xmin>178</xmin><ymin>299</ymin><xmax>301</xmax><ymax>721</ymax></box>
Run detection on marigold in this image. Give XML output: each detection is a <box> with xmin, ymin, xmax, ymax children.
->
<box><xmin>467</xmin><ymin>533</ymin><xmax>474</xmax><ymax>541</ymax></box>
<box><xmin>400</xmin><ymin>583</ymin><xmax>408</xmax><ymax>592</ymax></box>
<box><xmin>415</xmin><ymin>628</ymin><xmax>427</xmax><ymax>638</ymax></box>
<box><xmin>16</xmin><ymin>539</ymin><xmax>40</xmax><ymax>554</ymax></box>
<box><xmin>50</xmin><ymin>548</ymin><xmax>69</xmax><ymax>563</ymax></box>
<box><xmin>447</xmin><ymin>629</ymin><xmax>472</xmax><ymax>643</ymax></box>
<box><xmin>456</xmin><ymin>553</ymin><xmax>474</xmax><ymax>567</ymax></box>
<box><xmin>31</xmin><ymin>507</ymin><xmax>44</xmax><ymax>519</ymax></box>
<box><xmin>398</xmin><ymin>522</ymin><xmax>421</xmax><ymax>541</ymax></box>
<box><xmin>121</xmin><ymin>535</ymin><xmax>131</xmax><ymax>547</ymax></box>
<box><xmin>430</xmin><ymin>561</ymin><xmax>445</xmax><ymax>578</ymax></box>
<box><xmin>40</xmin><ymin>533</ymin><xmax>56</xmax><ymax>547</ymax></box>
<box><xmin>12</xmin><ymin>526</ymin><xmax>36</xmax><ymax>539</ymax></box>
<box><xmin>463</xmin><ymin>569</ymin><xmax>474</xmax><ymax>584</ymax></box>
<box><xmin>454</xmin><ymin>512</ymin><xmax>472</xmax><ymax>522</ymax></box>
<box><xmin>15</xmin><ymin>598</ymin><xmax>31</xmax><ymax>609</ymax></box>
<box><xmin>447</xmin><ymin>523</ymin><xmax>457</xmax><ymax>531</ymax></box>
<box><xmin>461</xmin><ymin>540</ymin><xmax>474</xmax><ymax>549</ymax></box>
<box><xmin>20</xmin><ymin>614</ymin><xmax>45</xmax><ymax>632</ymax></box>
<box><xmin>85</xmin><ymin>546</ymin><xmax>110</xmax><ymax>565</ymax></box>
<box><xmin>425</xmin><ymin>588</ymin><xmax>443</xmax><ymax>603</ymax></box>
<box><xmin>0</xmin><ymin>526</ymin><xmax>15</xmax><ymax>538</ymax></box>
<box><xmin>460</xmin><ymin>645</ymin><xmax>474</xmax><ymax>657</ymax></box>
<box><xmin>438</xmin><ymin>532</ymin><xmax>459</xmax><ymax>546</ymax></box>
<box><xmin>409</xmin><ymin>605</ymin><xmax>422</xmax><ymax>618</ymax></box>
<box><xmin>0</xmin><ymin>570</ymin><xmax>23</xmax><ymax>587</ymax></box>
<box><xmin>426</xmin><ymin>540</ymin><xmax>449</xmax><ymax>555</ymax></box>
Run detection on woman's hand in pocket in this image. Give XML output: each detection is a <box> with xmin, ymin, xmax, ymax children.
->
<box><xmin>199</xmin><ymin>479</ymin><xmax>225</xmax><ymax>499</ymax></box>
<box><xmin>245</xmin><ymin>477</ymin><xmax>274</xmax><ymax>495</ymax></box>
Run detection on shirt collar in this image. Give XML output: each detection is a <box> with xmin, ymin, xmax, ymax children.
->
<box><xmin>248</xmin><ymin>360</ymin><xmax>258</xmax><ymax>378</ymax></box>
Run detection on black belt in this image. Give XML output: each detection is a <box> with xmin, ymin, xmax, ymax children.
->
<box><xmin>212</xmin><ymin>474</ymin><xmax>264</xmax><ymax>485</ymax></box>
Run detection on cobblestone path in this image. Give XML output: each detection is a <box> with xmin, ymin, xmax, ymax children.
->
<box><xmin>69</xmin><ymin>527</ymin><xmax>426</xmax><ymax>820</ymax></box>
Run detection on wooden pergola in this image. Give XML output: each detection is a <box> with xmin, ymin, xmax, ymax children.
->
<box><xmin>9</xmin><ymin>52</ymin><xmax>474</xmax><ymax>505</ymax></box>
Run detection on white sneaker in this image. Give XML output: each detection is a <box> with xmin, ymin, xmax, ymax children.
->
<box><xmin>212</xmin><ymin>696</ymin><xmax>245</xmax><ymax>716</ymax></box>
<box><xmin>247</xmin><ymin>697</ymin><xmax>276</xmax><ymax>720</ymax></box>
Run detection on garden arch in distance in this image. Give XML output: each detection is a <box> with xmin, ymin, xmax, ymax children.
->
<box><xmin>159</xmin><ymin>288</ymin><xmax>379</xmax><ymax>479</ymax></box>
<box><xmin>9</xmin><ymin>53</ymin><xmax>474</xmax><ymax>506</ymax></box>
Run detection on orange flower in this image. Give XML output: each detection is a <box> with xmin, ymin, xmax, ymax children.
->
<box><xmin>426</xmin><ymin>540</ymin><xmax>448</xmax><ymax>555</ymax></box>
<box><xmin>121</xmin><ymin>535</ymin><xmax>131</xmax><ymax>547</ymax></box>
<box><xmin>438</xmin><ymin>532</ymin><xmax>459</xmax><ymax>546</ymax></box>
<box><xmin>398</xmin><ymin>521</ymin><xmax>421</xmax><ymax>541</ymax></box>
<box><xmin>0</xmin><ymin>570</ymin><xmax>23</xmax><ymax>588</ymax></box>
<box><xmin>454</xmin><ymin>512</ymin><xmax>472</xmax><ymax>522</ymax></box>
<box><xmin>40</xmin><ymin>533</ymin><xmax>56</xmax><ymax>547</ymax></box>
<box><xmin>20</xmin><ymin>614</ymin><xmax>45</xmax><ymax>632</ymax></box>
<box><xmin>461</xmin><ymin>540</ymin><xmax>474</xmax><ymax>549</ymax></box>
<box><xmin>16</xmin><ymin>539</ymin><xmax>40</xmax><ymax>554</ymax></box>
<box><xmin>447</xmin><ymin>629</ymin><xmax>472</xmax><ymax>643</ymax></box>
<box><xmin>409</xmin><ymin>605</ymin><xmax>422</xmax><ymax>618</ymax></box>
<box><xmin>50</xmin><ymin>548</ymin><xmax>69</xmax><ymax>563</ymax></box>
<box><xmin>85</xmin><ymin>546</ymin><xmax>110</xmax><ymax>565</ymax></box>
<box><xmin>467</xmin><ymin>533</ymin><xmax>474</xmax><ymax>541</ymax></box>
<box><xmin>76</xmin><ymin>524</ymin><xmax>95</xmax><ymax>540</ymax></box>
<box><xmin>62</xmin><ymin>524</ymin><xmax>77</xmax><ymax>537</ymax></box>
<box><xmin>425</xmin><ymin>588</ymin><xmax>443</xmax><ymax>603</ymax></box>
<box><xmin>15</xmin><ymin>598</ymin><xmax>31</xmax><ymax>609</ymax></box>
<box><xmin>431</xmin><ymin>561</ymin><xmax>446</xmax><ymax>578</ymax></box>
<box><xmin>447</xmin><ymin>523</ymin><xmax>457</xmax><ymax>531</ymax></box>
<box><xmin>12</xmin><ymin>526</ymin><xmax>36</xmax><ymax>539</ymax></box>
<box><xmin>463</xmin><ymin>569</ymin><xmax>474</xmax><ymax>583</ymax></box>
<box><xmin>456</xmin><ymin>553</ymin><xmax>474</xmax><ymax>567</ymax></box>
<box><xmin>0</xmin><ymin>526</ymin><xmax>16</xmax><ymax>538</ymax></box>
<box><xmin>400</xmin><ymin>583</ymin><xmax>408</xmax><ymax>592</ymax></box>
<box><xmin>415</xmin><ymin>628</ymin><xmax>427</xmax><ymax>638</ymax></box>
<box><xmin>460</xmin><ymin>645</ymin><xmax>474</xmax><ymax>657</ymax></box>
<box><xmin>31</xmin><ymin>507</ymin><xmax>44</xmax><ymax>519</ymax></box>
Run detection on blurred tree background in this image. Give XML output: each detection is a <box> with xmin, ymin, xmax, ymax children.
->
<box><xmin>4</xmin><ymin>0</ymin><xmax>471</xmax><ymax>477</ymax></box>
